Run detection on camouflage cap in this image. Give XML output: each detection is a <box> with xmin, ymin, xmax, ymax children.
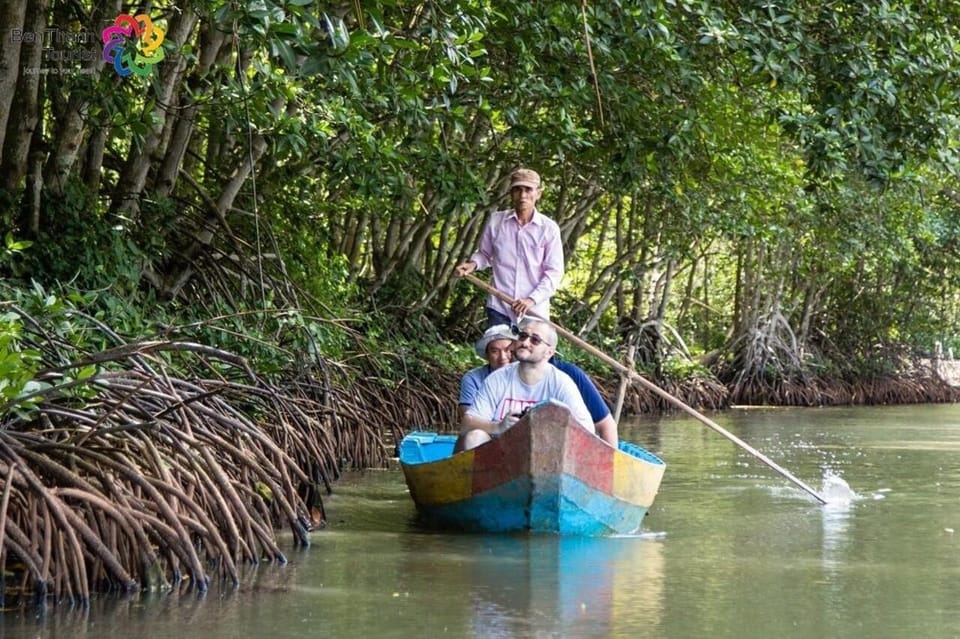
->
<box><xmin>509</xmin><ymin>168</ymin><xmax>541</xmax><ymax>189</ymax></box>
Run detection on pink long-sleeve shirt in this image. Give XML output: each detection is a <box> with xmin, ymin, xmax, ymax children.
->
<box><xmin>470</xmin><ymin>209</ymin><xmax>564</xmax><ymax>320</ymax></box>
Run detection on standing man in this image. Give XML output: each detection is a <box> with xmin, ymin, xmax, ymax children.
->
<box><xmin>456</xmin><ymin>319</ymin><xmax>593</xmax><ymax>452</ymax></box>
<box><xmin>455</xmin><ymin>168</ymin><xmax>564</xmax><ymax>327</ymax></box>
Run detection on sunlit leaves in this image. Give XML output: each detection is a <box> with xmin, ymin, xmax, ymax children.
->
<box><xmin>16</xmin><ymin>0</ymin><xmax>960</xmax><ymax>372</ymax></box>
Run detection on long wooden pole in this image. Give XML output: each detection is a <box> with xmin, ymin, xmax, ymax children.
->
<box><xmin>464</xmin><ymin>273</ymin><xmax>828</xmax><ymax>505</ymax></box>
<box><xmin>612</xmin><ymin>343</ymin><xmax>636</xmax><ymax>424</ymax></box>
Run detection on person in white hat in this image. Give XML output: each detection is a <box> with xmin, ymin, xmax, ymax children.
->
<box><xmin>454</xmin><ymin>168</ymin><xmax>564</xmax><ymax>326</ymax></box>
<box><xmin>456</xmin><ymin>318</ymin><xmax>594</xmax><ymax>452</ymax></box>
<box><xmin>458</xmin><ymin>324</ymin><xmax>517</xmax><ymax>418</ymax></box>
<box><xmin>459</xmin><ymin>323</ymin><xmax>620</xmax><ymax>447</ymax></box>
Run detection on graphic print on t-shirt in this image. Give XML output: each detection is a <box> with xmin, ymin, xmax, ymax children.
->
<box><xmin>498</xmin><ymin>397</ymin><xmax>538</xmax><ymax>420</ymax></box>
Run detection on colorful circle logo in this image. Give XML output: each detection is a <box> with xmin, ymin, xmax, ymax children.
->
<box><xmin>101</xmin><ymin>14</ymin><xmax>165</xmax><ymax>77</ymax></box>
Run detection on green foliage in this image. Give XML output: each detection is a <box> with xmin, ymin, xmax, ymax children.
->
<box><xmin>5</xmin><ymin>0</ymin><xmax>960</xmax><ymax>392</ymax></box>
<box><xmin>0</xmin><ymin>283</ymin><xmax>113</xmax><ymax>418</ymax></box>
<box><xmin>17</xmin><ymin>180</ymin><xmax>145</xmax><ymax>292</ymax></box>
<box><xmin>698</xmin><ymin>0</ymin><xmax>960</xmax><ymax>183</ymax></box>
<box><xmin>1</xmin><ymin>231</ymin><xmax>34</xmax><ymax>277</ymax></box>
<box><xmin>0</xmin><ymin>277</ymin><xmax>364</xmax><ymax>412</ymax></box>
<box><xmin>0</xmin><ymin>311</ymin><xmax>45</xmax><ymax>417</ymax></box>
<box><xmin>661</xmin><ymin>354</ymin><xmax>713</xmax><ymax>382</ymax></box>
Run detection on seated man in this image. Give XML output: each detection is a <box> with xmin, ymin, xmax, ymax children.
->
<box><xmin>460</xmin><ymin>324</ymin><xmax>620</xmax><ymax>447</ymax></box>
<box><xmin>459</xmin><ymin>324</ymin><xmax>516</xmax><ymax>419</ymax></box>
<box><xmin>456</xmin><ymin>319</ymin><xmax>594</xmax><ymax>452</ymax></box>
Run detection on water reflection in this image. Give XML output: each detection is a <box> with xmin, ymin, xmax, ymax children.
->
<box><xmin>333</xmin><ymin>469</ymin><xmax>670</xmax><ymax>636</ymax></box>
<box><xmin>396</xmin><ymin>534</ymin><xmax>666</xmax><ymax>638</ymax></box>
<box><xmin>0</xmin><ymin>561</ymin><xmax>300</xmax><ymax>638</ymax></box>
<box><xmin>819</xmin><ymin>471</ymin><xmax>857</xmax><ymax>572</ymax></box>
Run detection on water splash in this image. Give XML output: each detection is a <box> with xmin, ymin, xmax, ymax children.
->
<box><xmin>612</xmin><ymin>530</ymin><xmax>667</xmax><ymax>540</ymax></box>
<box><xmin>821</xmin><ymin>469</ymin><xmax>859</xmax><ymax>507</ymax></box>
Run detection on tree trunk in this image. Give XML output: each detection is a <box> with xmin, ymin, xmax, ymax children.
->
<box><xmin>42</xmin><ymin>0</ymin><xmax>121</xmax><ymax>194</ymax></box>
<box><xmin>0</xmin><ymin>0</ymin><xmax>48</xmax><ymax>191</ymax></box>
<box><xmin>160</xmin><ymin>94</ymin><xmax>285</xmax><ymax>299</ymax></box>
<box><xmin>0</xmin><ymin>0</ymin><xmax>28</xmax><ymax>162</ymax></box>
<box><xmin>155</xmin><ymin>23</ymin><xmax>227</xmax><ymax>198</ymax></box>
<box><xmin>82</xmin><ymin>124</ymin><xmax>107</xmax><ymax>191</ymax></box>
<box><xmin>110</xmin><ymin>8</ymin><xmax>199</xmax><ymax>221</ymax></box>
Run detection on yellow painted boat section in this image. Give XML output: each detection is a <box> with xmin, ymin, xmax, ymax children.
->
<box><xmin>404</xmin><ymin>448</ymin><xmax>475</xmax><ymax>504</ymax></box>
<box><xmin>612</xmin><ymin>452</ymin><xmax>665</xmax><ymax>507</ymax></box>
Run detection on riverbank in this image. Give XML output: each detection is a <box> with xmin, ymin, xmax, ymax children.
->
<box><xmin>597</xmin><ymin>357</ymin><xmax>960</xmax><ymax>415</ymax></box>
<box><xmin>2</xmin><ymin>287</ymin><xmax>958</xmax><ymax>610</ymax></box>
<box><xmin>931</xmin><ymin>357</ymin><xmax>960</xmax><ymax>386</ymax></box>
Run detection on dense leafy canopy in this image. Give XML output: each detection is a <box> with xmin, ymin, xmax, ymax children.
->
<box><xmin>2</xmin><ymin>0</ymin><xmax>960</xmax><ymax>384</ymax></box>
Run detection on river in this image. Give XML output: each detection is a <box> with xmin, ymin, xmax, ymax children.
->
<box><xmin>3</xmin><ymin>404</ymin><xmax>960</xmax><ymax>638</ymax></box>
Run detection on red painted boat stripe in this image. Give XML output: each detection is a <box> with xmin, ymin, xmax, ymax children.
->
<box><xmin>565</xmin><ymin>425</ymin><xmax>613</xmax><ymax>492</ymax></box>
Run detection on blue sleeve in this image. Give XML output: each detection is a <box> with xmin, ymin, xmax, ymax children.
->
<box><xmin>553</xmin><ymin>360</ymin><xmax>610</xmax><ymax>423</ymax></box>
<box><xmin>468</xmin><ymin>370</ymin><xmax>501</xmax><ymax>422</ymax></box>
<box><xmin>459</xmin><ymin>367</ymin><xmax>486</xmax><ymax>406</ymax></box>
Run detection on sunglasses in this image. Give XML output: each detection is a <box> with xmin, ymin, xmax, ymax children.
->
<box><xmin>516</xmin><ymin>331</ymin><xmax>552</xmax><ymax>347</ymax></box>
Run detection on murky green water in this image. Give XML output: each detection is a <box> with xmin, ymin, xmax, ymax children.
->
<box><xmin>4</xmin><ymin>404</ymin><xmax>960</xmax><ymax>638</ymax></box>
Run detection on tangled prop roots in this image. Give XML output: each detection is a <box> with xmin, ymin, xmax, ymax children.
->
<box><xmin>0</xmin><ymin>342</ymin><xmax>343</xmax><ymax>607</ymax></box>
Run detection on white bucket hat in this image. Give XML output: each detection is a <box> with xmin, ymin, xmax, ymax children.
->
<box><xmin>475</xmin><ymin>324</ymin><xmax>517</xmax><ymax>358</ymax></box>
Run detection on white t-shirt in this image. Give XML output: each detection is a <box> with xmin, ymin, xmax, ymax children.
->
<box><xmin>466</xmin><ymin>362</ymin><xmax>594</xmax><ymax>432</ymax></box>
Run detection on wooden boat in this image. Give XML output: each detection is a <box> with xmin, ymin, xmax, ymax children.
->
<box><xmin>398</xmin><ymin>401</ymin><xmax>665</xmax><ymax>535</ymax></box>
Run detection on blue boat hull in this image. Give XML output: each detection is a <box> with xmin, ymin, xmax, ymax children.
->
<box><xmin>399</xmin><ymin>403</ymin><xmax>665</xmax><ymax>535</ymax></box>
